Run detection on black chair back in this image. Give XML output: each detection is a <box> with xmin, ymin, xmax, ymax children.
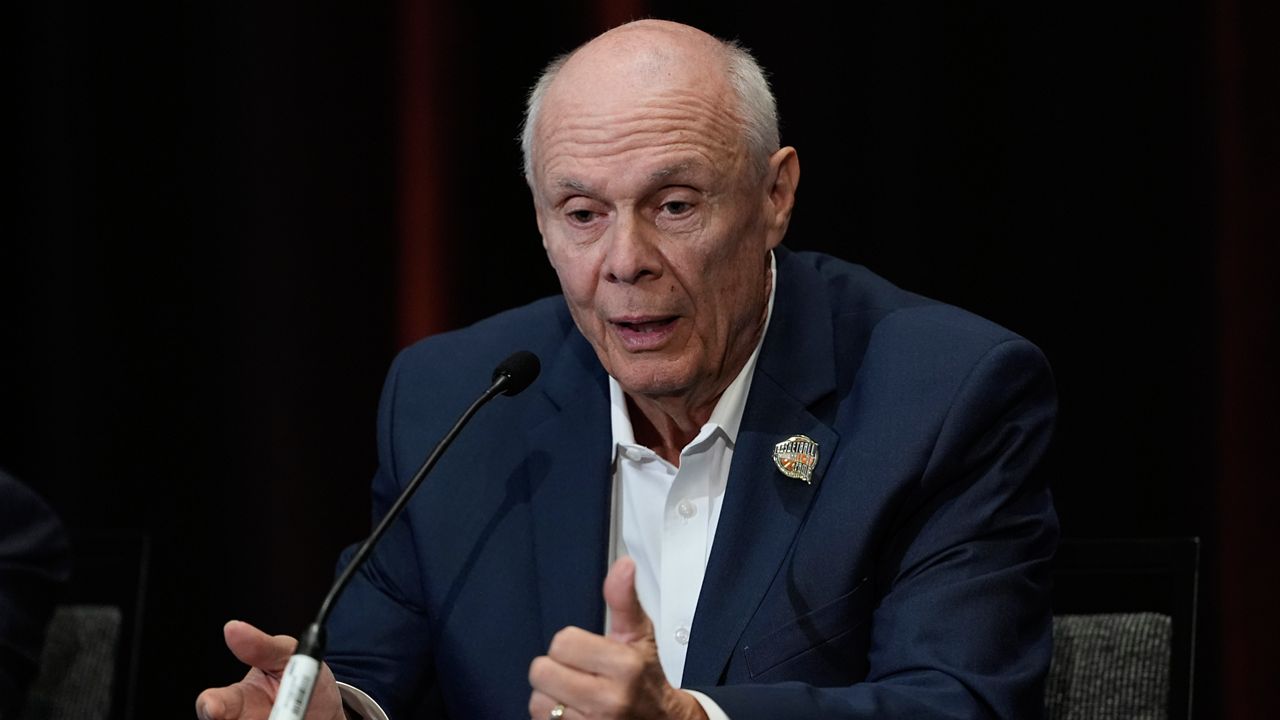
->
<box><xmin>22</xmin><ymin>531</ymin><xmax>149</xmax><ymax>720</ymax></box>
<box><xmin>1050</xmin><ymin>537</ymin><xmax>1199</xmax><ymax>720</ymax></box>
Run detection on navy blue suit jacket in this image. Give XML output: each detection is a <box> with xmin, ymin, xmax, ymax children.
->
<box><xmin>325</xmin><ymin>248</ymin><xmax>1058</xmax><ymax>719</ymax></box>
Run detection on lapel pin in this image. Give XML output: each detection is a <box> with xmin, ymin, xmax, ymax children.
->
<box><xmin>773</xmin><ymin>435</ymin><xmax>819</xmax><ymax>484</ymax></box>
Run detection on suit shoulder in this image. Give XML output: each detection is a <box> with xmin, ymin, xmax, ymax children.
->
<box><xmin>791</xmin><ymin>250</ymin><xmax>1036</xmax><ymax>357</ymax></box>
<box><xmin>390</xmin><ymin>296</ymin><xmax>573</xmax><ymax>386</ymax></box>
<box><xmin>378</xmin><ymin>292</ymin><xmax>581</xmax><ymax>407</ymax></box>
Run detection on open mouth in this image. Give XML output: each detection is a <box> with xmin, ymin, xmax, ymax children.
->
<box><xmin>610</xmin><ymin>316</ymin><xmax>679</xmax><ymax>349</ymax></box>
<box><xmin>613</xmin><ymin>317</ymin><xmax>677</xmax><ymax>333</ymax></box>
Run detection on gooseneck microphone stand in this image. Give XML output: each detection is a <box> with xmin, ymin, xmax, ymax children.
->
<box><xmin>267</xmin><ymin>351</ymin><xmax>540</xmax><ymax>720</ymax></box>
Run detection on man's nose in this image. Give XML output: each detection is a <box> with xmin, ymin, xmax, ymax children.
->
<box><xmin>602</xmin><ymin>211</ymin><xmax>662</xmax><ymax>285</ymax></box>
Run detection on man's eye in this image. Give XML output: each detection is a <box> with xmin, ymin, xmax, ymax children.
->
<box><xmin>567</xmin><ymin>209</ymin><xmax>596</xmax><ymax>223</ymax></box>
<box><xmin>662</xmin><ymin>201</ymin><xmax>693</xmax><ymax>215</ymax></box>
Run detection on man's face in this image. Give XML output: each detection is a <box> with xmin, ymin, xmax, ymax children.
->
<box><xmin>530</xmin><ymin>51</ymin><xmax>794</xmax><ymax>406</ymax></box>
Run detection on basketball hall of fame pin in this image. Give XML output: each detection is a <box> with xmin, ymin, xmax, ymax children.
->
<box><xmin>772</xmin><ymin>435</ymin><xmax>819</xmax><ymax>484</ymax></box>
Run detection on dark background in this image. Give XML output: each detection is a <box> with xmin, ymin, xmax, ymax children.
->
<box><xmin>6</xmin><ymin>0</ymin><xmax>1276</xmax><ymax>716</ymax></box>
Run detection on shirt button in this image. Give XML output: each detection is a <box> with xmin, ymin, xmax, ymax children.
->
<box><xmin>677</xmin><ymin>499</ymin><xmax>697</xmax><ymax>519</ymax></box>
<box><xmin>674</xmin><ymin>626</ymin><xmax>691</xmax><ymax>645</ymax></box>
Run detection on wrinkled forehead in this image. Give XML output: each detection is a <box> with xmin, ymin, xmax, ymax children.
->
<box><xmin>535</xmin><ymin>98</ymin><xmax>743</xmax><ymax>190</ymax></box>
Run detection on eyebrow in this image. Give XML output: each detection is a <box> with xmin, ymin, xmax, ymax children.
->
<box><xmin>649</xmin><ymin>162</ymin><xmax>693</xmax><ymax>181</ymax></box>
<box><xmin>554</xmin><ymin>177</ymin><xmax>593</xmax><ymax>194</ymax></box>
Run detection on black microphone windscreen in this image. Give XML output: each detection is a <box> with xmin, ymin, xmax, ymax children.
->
<box><xmin>493</xmin><ymin>351</ymin><xmax>541</xmax><ymax>396</ymax></box>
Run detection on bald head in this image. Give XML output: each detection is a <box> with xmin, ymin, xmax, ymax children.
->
<box><xmin>520</xmin><ymin>20</ymin><xmax>779</xmax><ymax>183</ymax></box>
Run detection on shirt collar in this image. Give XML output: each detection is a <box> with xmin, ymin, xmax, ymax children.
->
<box><xmin>609</xmin><ymin>251</ymin><xmax>777</xmax><ymax>453</ymax></box>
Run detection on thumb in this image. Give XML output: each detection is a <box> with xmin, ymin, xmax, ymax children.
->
<box><xmin>223</xmin><ymin>619</ymin><xmax>297</xmax><ymax>674</ymax></box>
<box><xmin>604</xmin><ymin>556</ymin><xmax>652</xmax><ymax>644</ymax></box>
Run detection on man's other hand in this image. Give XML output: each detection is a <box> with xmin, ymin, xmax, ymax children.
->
<box><xmin>195</xmin><ymin>620</ymin><xmax>344</xmax><ymax>720</ymax></box>
<box><xmin>528</xmin><ymin>557</ymin><xmax>708</xmax><ymax>720</ymax></box>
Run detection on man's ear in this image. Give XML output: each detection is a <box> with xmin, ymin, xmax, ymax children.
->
<box><xmin>764</xmin><ymin>147</ymin><xmax>800</xmax><ymax>248</ymax></box>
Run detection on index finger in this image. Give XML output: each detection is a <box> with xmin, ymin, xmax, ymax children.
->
<box><xmin>196</xmin><ymin>684</ymin><xmax>252</xmax><ymax>720</ymax></box>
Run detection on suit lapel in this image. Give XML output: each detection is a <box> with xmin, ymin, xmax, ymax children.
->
<box><xmin>682</xmin><ymin>249</ymin><xmax>842</xmax><ymax>686</ymax></box>
<box><xmin>526</xmin><ymin>333</ymin><xmax>614</xmax><ymax>648</ymax></box>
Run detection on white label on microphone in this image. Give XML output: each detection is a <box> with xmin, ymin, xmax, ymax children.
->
<box><xmin>268</xmin><ymin>655</ymin><xmax>321</xmax><ymax>720</ymax></box>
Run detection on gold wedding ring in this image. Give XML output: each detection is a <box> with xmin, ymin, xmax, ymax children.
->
<box><xmin>549</xmin><ymin>703</ymin><xmax>566</xmax><ymax>720</ymax></box>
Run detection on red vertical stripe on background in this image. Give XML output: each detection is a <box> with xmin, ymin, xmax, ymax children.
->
<box><xmin>1215</xmin><ymin>0</ymin><xmax>1280</xmax><ymax>717</ymax></box>
<box><xmin>397</xmin><ymin>0</ymin><xmax>449</xmax><ymax>348</ymax></box>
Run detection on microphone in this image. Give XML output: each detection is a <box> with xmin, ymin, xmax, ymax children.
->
<box><xmin>268</xmin><ymin>350</ymin><xmax>541</xmax><ymax>720</ymax></box>
<box><xmin>493</xmin><ymin>350</ymin><xmax>540</xmax><ymax>396</ymax></box>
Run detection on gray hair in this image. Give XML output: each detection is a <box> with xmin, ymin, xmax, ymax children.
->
<box><xmin>519</xmin><ymin>37</ymin><xmax>779</xmax><ymax>182</ymax></box>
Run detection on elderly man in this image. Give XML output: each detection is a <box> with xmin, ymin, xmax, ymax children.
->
<box><xmin>197</xmin><ymin>19</ymin><xmax>1057</xmax><ymax>720</ymax></box>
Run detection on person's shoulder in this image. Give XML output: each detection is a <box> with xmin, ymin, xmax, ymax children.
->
<box><xmin>390</xmin><ymin>295</ymin><xmax>575</xmax><ymax>382</ymax></box>
<box><xmin>781</xmin><ymin>249</ymin><xmax>1047</xmax><ymax>386</ymax></box>
<box><xmin>787</xmin><ymin>249</ymin><xmax>1029</xmax><ymax>349</ymax></box>
<box><xmin>0</xmin><ymin>468</ymin><xmax>68</xmax><ymax>537</ymax></box>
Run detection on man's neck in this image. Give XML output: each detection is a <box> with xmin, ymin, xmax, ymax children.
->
<box><xmin>625</xmin><ymin>391</ymin><xmax>721</xmax><ymax>466</ymax></box>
